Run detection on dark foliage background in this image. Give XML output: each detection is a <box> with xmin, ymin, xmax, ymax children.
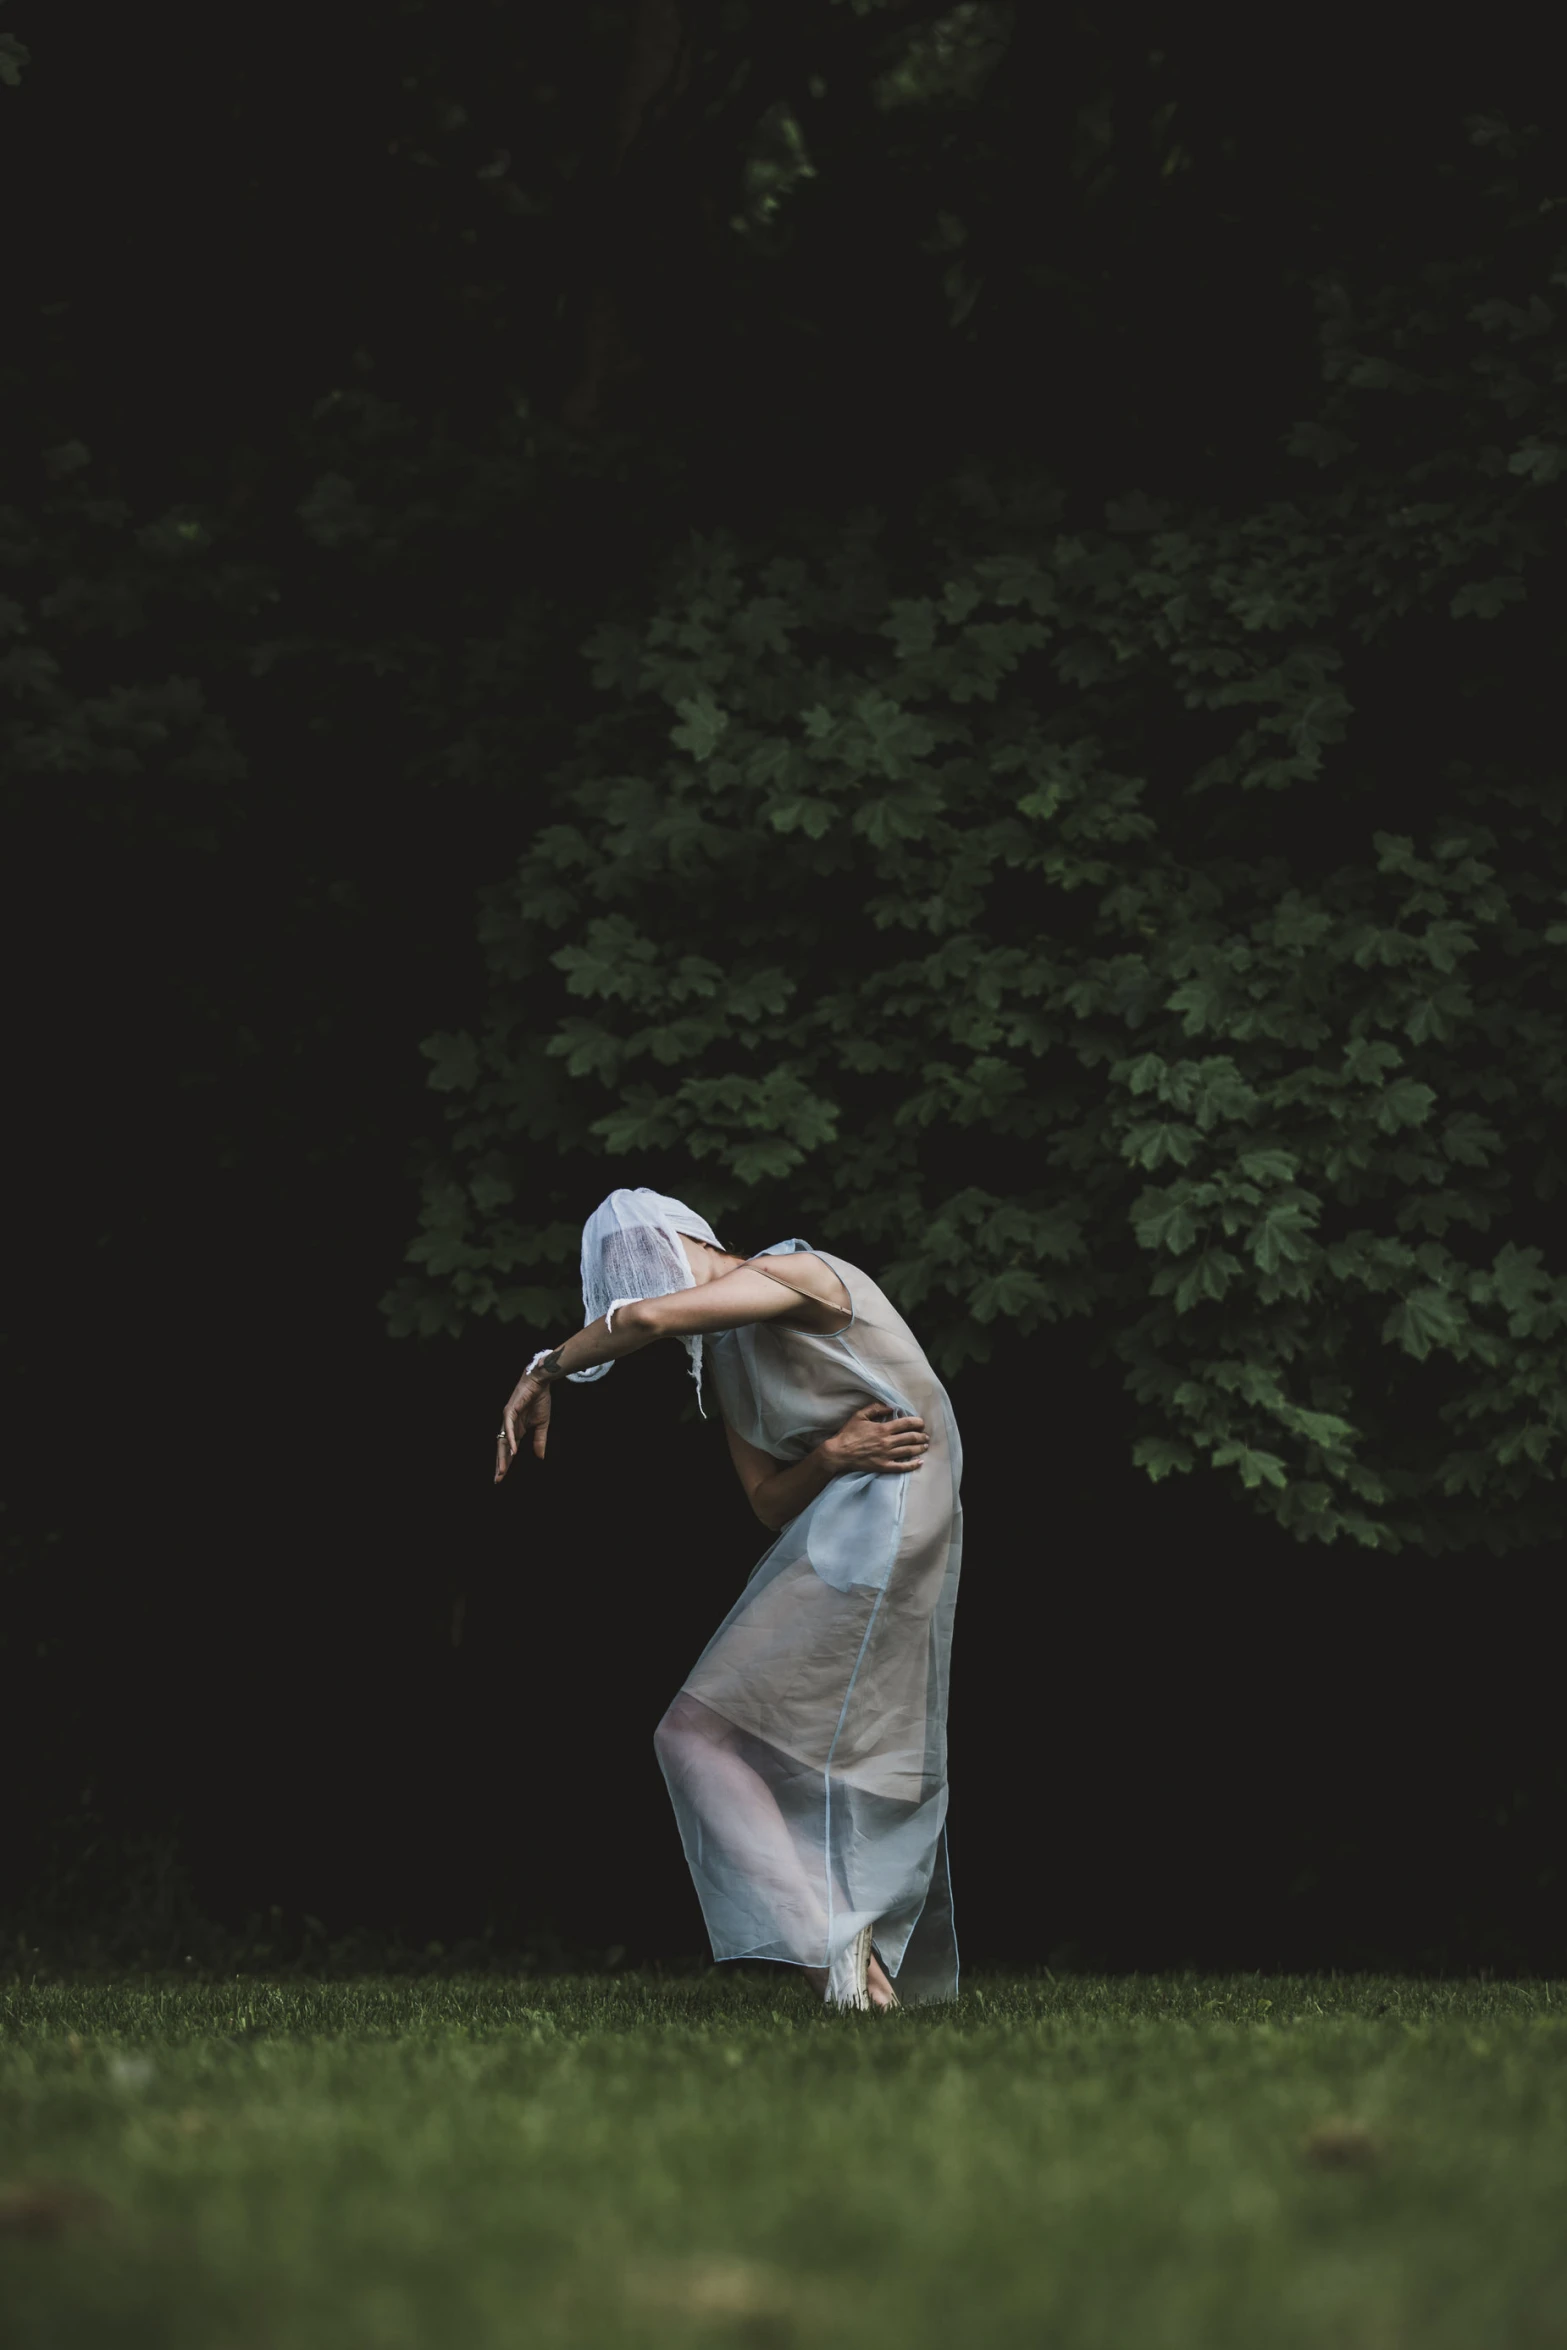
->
<box><xmin>3</xmin><ymin>1</ymin><xmax>1561</xmax><ymax>1977</ymax></box>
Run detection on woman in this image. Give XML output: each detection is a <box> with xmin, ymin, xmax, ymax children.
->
<box><xmin>494</xmin><ymin>1187</ymin><xmax>962</xmax><ymax>2010</ymax></box>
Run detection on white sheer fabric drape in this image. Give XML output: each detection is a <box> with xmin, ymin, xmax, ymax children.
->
<box><xmin>653</xmin><ymin>1240</ymin><xmax>961</xmax><ymax>2004</ymax></box>
<box><xmin>569</xmin><ymin>1185</ymin><xmax>725</xmax><ymax>1414</ymax></box>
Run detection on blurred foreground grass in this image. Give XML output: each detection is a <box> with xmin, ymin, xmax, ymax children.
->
<box><xmin>2</xmin><ymin>1971</ymin><xmax>1564</xmax><ymax>2349</ymax></box>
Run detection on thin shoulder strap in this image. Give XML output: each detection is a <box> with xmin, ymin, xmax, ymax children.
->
<box><xmin>746</xmin><ymin>1256</ymin><xmax>854</xmax><ymax>1332</ymax></box>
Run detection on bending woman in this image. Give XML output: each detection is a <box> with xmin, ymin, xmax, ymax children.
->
<box><xmin>494</xmin><ymin>1187</ymin><xmax>962</xmax><ymax>2011</ymax></box>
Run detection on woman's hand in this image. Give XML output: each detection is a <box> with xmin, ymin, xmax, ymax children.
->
<box><xmin>494</xmin><ymin>1373</ymin><xmax>553</xmax><ymax>1482</ymax></box>
<box><xmin>824</xmin><ymin>1403</ymin><xmax>929</xmax><ymax>1476</ymax></box>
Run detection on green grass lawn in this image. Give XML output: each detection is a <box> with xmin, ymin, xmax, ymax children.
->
<box><xmin>2</xmin><ymin>1971</ymin><xmax>1564</xmax><ymax>2349</ymax></box>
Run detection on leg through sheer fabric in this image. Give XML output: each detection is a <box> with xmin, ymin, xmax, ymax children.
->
<box><xmin>654</xmin><ymin>1691</ymin><xmax>845</xmax><ymax>1976</ymax></box>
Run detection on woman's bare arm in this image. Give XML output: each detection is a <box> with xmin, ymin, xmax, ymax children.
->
<box><xmin>724</xmin><ymin>1407</ymin><xmax>930</xmax><ymax>1533</ymax></box>
<box><xmin>724</xmin><ymin>1422</ymin><xmax>841</xmax><ymax>1533</ymax></box>
<box><xmin>496</xmin><ymin>1265</ymin><xmax>835</xmax><ymax>1478</ymax></box>
<box><xmin>626</xmin><ymin>1261</ymin><xmax>849</xmax><ymax>1344</ymax></box>
<box><xmin>550</xmin><ymin>1263</ymin><xmax>830</xmax><ymax>1378</ymax></box>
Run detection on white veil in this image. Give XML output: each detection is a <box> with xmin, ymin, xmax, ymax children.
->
<box><xmin>569</xmin><ymin>1186</ymin><xmax>726</xmax><ymax>1415</ymax></box>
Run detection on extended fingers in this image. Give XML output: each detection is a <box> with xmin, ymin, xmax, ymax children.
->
<box><xmin>494</xmin><ymin>1407</ymin><xmax>521</xmax><ymax>1483</ymax></box>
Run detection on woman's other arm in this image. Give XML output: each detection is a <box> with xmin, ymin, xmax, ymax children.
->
<box><xmin>724</xmin><ymin>1406</ymin><xmax>930</xmax><ymax>1533</ymax></box>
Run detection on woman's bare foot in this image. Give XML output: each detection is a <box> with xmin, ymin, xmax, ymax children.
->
<box><xmin>866</xmin><ymin>1950</ymin><xmax>897</xmax><ymax>2009</ymax></box>
<box><xmin>801</xmin><ymin>1953</ymin><xmax>898</xmax><ymax>2009</ymax></box>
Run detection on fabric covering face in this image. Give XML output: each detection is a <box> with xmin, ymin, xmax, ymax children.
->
<box><xmin>654</xmin><ymin>1239</ymin><xmax>962</xmax><ymax>2004</ymax></box>
<box><xmin>569</xmin><ymin>1186</ymin><xmax>725</xmax><ymax>1412</ymax></box>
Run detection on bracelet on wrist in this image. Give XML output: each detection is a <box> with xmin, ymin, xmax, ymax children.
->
<box><xmin>527</xmin><ymin>1346</ymin><xmax>569</xmax><ymax>1381</ymax></box>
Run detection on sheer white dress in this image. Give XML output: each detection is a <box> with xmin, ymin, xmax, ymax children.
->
<box><xmin>653</xmin><ymin>1240</ymin><xmax>962</xmax><ymax>2003</ymax></box>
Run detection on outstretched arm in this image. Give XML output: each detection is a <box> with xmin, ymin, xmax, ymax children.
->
<box><xmin>493</xmin><ymin>1302</ymin><xmax>658</xmax><ymax>1479</ymax></box>
<box><xmin>494</xmin><ymin>1264</ymin><xmax>831</xmax><ymax>1482</ymax></box>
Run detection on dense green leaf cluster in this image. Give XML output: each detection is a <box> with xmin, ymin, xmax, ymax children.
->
<box><xmin>394</xmin><ymin>127</ymin><xmax>1567</xmax><ymax>1554</ymax></box>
